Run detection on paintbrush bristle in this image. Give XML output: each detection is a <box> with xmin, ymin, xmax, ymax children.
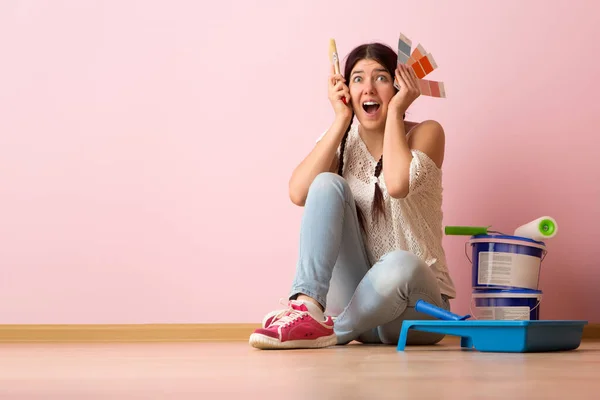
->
<box><xmin>329</xmin><ymin>39</ymin><xmax>337</xmax><ymax>58</ymax></box>
<box><xmin>329</xmin><ymin>38</ymin><xmax>340</xmax><ymax>74</ymax></box>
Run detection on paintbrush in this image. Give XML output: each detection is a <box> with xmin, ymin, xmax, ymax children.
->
<box><xmin>329</xmin><ymin>38</ymin><xmax>346</xmax><ymax>104</ymax></box>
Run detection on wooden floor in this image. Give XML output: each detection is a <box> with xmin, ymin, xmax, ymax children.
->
<box><xmin>1</xmin><ymin>339</ymin><xmax>598</xmax><ymax>399</ymax></box>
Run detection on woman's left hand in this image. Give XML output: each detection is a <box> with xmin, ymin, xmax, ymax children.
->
<box><xmin>390</xmin><ymin>63</ymin><xmax>421</xmax><ymax>116</ymax></box>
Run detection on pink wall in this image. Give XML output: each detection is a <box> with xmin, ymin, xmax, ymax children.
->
<box><xmin>1</xmin><ymin>1</ymin><xmax>599</xmax><ymax>324</ymax></box>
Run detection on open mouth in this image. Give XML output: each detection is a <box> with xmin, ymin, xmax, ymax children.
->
<box><xmin>362</xmin><ymin>101</ymin><xmax>380</xmax><ymax>115</ymax></box>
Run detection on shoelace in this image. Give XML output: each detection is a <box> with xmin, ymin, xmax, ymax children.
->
<box><xmin>271</xmin><ymin>308</ymin><xmax>307</xmax><ymax>328</ymax></box>
<box><xmin>268</xmin><ymin>298</ymin><xmax>303</xmax><ymax>322</ymax></box>
<box><xmin>268</xmin><ymin>298</ymin><xmax>334</xmax><ymax>328</ymax></box>
<box><xmin>266</xmin><ymin>298</ymin><xmax>294</xmax><ymax>325</ymax></box>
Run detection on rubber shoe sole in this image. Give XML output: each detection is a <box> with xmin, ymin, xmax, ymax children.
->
<box><xmin>249</xmin><ymin>332</ymin><xmax>338</xmax><ymax>349</ymax></box>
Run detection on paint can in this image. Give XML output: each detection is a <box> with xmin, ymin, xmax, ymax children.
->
<box><xmin>466</xmin><ymin>234</ymin><xmax>547</xmax><ymax>290</ymax></box>
<box><xmin>472</xmin><ymin>289</ymin><xmax>542</xmax><ymax>320</ymax></box>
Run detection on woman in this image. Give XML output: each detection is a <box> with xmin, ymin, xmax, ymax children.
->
<box><xmin>249</xmin><ymin>42</ymin><xmax>456</xmax><ymax>350</ymax></box>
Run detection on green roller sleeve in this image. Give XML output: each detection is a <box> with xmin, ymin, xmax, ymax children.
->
<box><xmin>444</xmin><ymin>226</ymin><xmax>489</xmax><ymax>236</ymax></box>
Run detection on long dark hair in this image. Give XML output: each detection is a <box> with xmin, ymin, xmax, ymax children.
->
<box><xmin>337</xmin><ymin>42</ymin><xmax>401</xmax><ymax>231</ymax></box>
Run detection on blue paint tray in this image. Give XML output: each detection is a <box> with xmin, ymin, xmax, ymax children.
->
<box><xmin>396</xmin><ymin>300</ymin><xmax>587</xmax><ymax>353</ymax></box>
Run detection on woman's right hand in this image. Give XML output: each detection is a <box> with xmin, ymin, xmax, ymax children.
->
<box><xmin>328</xmin><ymin>65</ymin><xmax>352</xmax><ymax>120</ymax></box>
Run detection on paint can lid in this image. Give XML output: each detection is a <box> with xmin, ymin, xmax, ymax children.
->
<box><xmin>471</xmin><ymin>234</ymin><xmax>545</xmax><ymax>244</ymax></box>
<box><xmin>468</xmin><ymin>234</ymin><xmax>546</xmax><ymax>250</ymax></box>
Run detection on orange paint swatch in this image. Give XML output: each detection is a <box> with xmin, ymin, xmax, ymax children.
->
<box><xmin>411</xmin><ymin>53</ymin><xmax>437</xmax><ymax>79</ymax></box>
<box><xmin>408</xmin><ymin>44</ymin><xmax>426</xmax><ymax>65</ymax></box>
<box><xmin>412</xmin><ymin>62</ymin><xmax>425</xmax><ymax>79</ymax></box>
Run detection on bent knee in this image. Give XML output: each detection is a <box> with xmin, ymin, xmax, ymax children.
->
<box><xmin>369</xmin><ymin>250</ymin><xmax>431</xmax><ymax>296</ymax></box>
<box><xmin>382</xmin><ymin>250</ymin><xmax>423</xmax><ymax>269</ymax></box>
<box><xmin>311</xmin><ymin>172</ymin><xmax>345</xmax><ymax>188</ymax></box>
<box><xmin>307</xmin><ymin>172</ymin><xmax>349</xmax><ymax>199</ymax></box>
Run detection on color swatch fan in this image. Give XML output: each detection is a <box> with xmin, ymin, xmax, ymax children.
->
<box><xmin>395</xmin><ymin>33</ymin><xmax>446</xmax><ymax>98</ymax></box>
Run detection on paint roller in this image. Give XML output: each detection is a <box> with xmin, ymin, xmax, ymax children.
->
<box><xmin>415</xmin><ymin>299</ymin><xmax>471</xmax><ymax>321</ymax></box>
<box><xmin>513</xmin><ymin>216</ymin><xmax>557</xmax><ymax>241</ymax></box>
<box><xmin>444</xmin><ymin>216</ymin><xmax>557</xmax><ymax>241</ymax></box>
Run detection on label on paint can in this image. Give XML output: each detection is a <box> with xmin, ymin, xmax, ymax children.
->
<box><xmin>477</xmin><ymin>251</ymin><xmax>540</xmax><ymax>288</ymax></box>
<box><xmin>476</xmin><ymin>306</ymin><xmax>531</xmax><ymax>320</ymax></box>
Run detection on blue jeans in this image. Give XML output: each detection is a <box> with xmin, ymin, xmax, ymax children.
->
<box><xmin>289</xmin><ymin>172</ymin><xmax>450</xmax><ymax>345</ymax></box>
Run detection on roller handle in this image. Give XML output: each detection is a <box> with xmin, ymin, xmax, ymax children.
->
<box><xmin>444</xmin><ymin>226</ymin><xmax>489</xmax><ymax>236</ymax></box>
<box><xmin>415</xmin><ymin>299</ymin><xmax>471</xmax><ymax>321</ymax></box>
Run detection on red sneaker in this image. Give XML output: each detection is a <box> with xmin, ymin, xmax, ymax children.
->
<box><xmin>262</xmin><ymin>309</ymin><xmax>284</xmax><ymax>329</ymax></box>
<box><xmin>260</xmin><ymin>299</ymin><xmax>288</xmax><ymax>328</ymax></box>
<box><xmin>249</xmin><ymin>300</ymin><xmax>337</xmax><ymax>349</ymax></box>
